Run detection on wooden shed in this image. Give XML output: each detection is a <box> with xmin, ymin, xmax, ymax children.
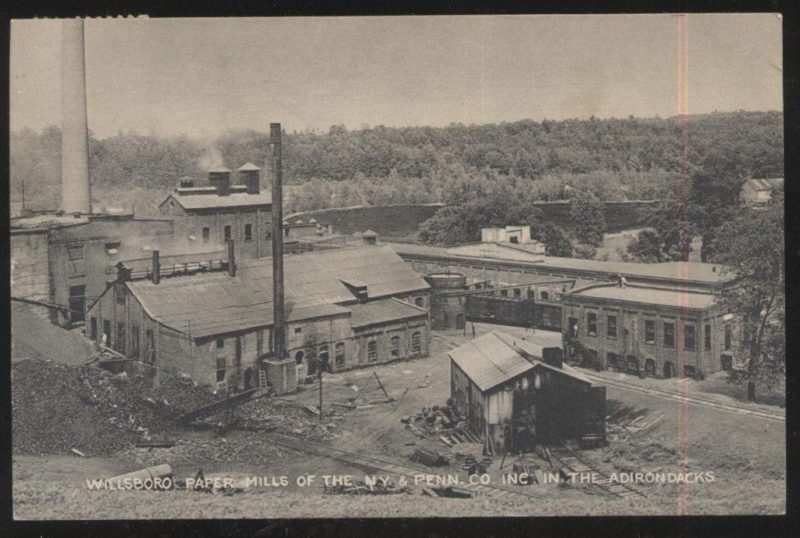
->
<box><xmin>449</xmin><ymin>331</ymin><xmax>606</xmax><ymax>454</ymax></box>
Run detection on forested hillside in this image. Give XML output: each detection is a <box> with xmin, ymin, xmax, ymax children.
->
<box><xmin>10</xmin><ymin>111</ymin><xmax>783</xmax><ymax>215</ymax></box>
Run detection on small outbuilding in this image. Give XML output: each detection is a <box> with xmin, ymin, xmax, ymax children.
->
<box><xmin>449</xmin><ymin>331</ymin><xmax>606</xmax><ymax>454</ymax></box>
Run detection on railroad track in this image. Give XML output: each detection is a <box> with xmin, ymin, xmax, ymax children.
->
<box><xmin>580</xmin><ymin>371</ymin><xmax>785</xmax><ymax>422</ymax></box>
<box><xmin>267</xmin><ymin>432</ymin><xmax>544</xmax><ymax>501</ymax></box>
<box><xmin>548</xmin><ymin>446</ymin><xmax>647</xmax><ymax>500</ymax></box>
<box><xmin>434</xmin><ymin>334</ymin><xmax>784</xmax><ymax>423</ymax></box>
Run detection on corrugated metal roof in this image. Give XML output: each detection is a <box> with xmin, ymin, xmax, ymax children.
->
<box><xmin>164</xmin><ymin>192</ymin><xmax>272</xmax><ymax>211</ymax></box>
<box><xmin>450</xmin><ymin>331</ymin><xmax>592</xmax><ymax>392</ymax></box>
<box><xmin>349</xmin><ymin>298</ymin><xmax>427</xmax><ymax>329</ymax></box>
<box><xmin>449</xmin><ymin>332</ymin><xmax>535</xmax><ymax>392</ymax></box>
<box><xmin>123</xmin><ymin>245</ymin><xmax>428</xmax><ymax>338</ymax></box>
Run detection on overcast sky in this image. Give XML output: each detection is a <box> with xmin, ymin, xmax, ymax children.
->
<box><xmin>10</xmin><ymin>14</ymin><xmax>783</xmax><ymax>138</ymax></box>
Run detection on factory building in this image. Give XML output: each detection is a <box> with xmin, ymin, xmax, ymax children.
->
<box><xmin>10</xmin><ymin>211</ymin><xmax>223</xmax><ymax>325</ymax></box>
<box><xmin>158</xmin><ymin>164</ymin><xmax>273</xmax><ymax>261</ymax></box>
<box><xmin>86</xmin><ymin>245</ymin><xmax>431</xmax><ymax>389</ymax></box>
<box><xmin>561</xmin><ymin>282</ymin><xmax>734</xmax><ymax>379</ymax></box>
<box><xmin>449</xmin><ymin>331</ymin><xmax>606</xmax><ymax>454</ymax></box>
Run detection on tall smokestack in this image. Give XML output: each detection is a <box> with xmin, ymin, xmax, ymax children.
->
<box><xmin>270</xmin><ymin>123</ymin><xmax>286</xmax><ymax>358</ymax></box>
<box><xmin>61</xmin><ymin>19</ymin><xmax>92</xmax><ymax>214</ymax></box>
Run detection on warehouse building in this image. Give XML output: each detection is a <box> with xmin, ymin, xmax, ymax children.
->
<box><xmin>449</xmin><ymin>331</ymin><xmax>606</xmax><ymax>454</ymax></box>
<box><xmin>86</xmin><ymin>245</ymin><xmax>431</xmax><ymax>389</ymax></box>
<box><xmin>561</xmin><ymin>282</ymin><xmax>734</xmax><ymax>379</ymax></box>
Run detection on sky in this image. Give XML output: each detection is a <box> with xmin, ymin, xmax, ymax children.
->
<box><xmin>10</xmin><ymin>14</ymin><xmax>783</xmax><ymax>138</ymax></box>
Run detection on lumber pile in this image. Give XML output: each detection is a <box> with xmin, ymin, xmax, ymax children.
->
<box><xmin>408</xmin><ymin>447</ymin><xmax>449</xmax><ymax>467</ymax></box>
<box><xmin>401</xmin><ymin>403</ymin><xmax>482</xmax><ymax>447</ymax></box>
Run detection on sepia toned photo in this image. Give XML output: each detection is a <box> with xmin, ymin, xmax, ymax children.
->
<box><xmin>9</xmin><ymin>14</ymin><xmax>785</xmax><ymax>519</ymax></box>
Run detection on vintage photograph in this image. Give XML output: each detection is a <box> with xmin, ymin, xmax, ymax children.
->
<box><xmin>9</xmin><ymin>14</ymin><xmax>784</xmax><ymax>518</ymax></box>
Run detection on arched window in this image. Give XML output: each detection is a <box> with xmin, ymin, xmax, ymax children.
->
<box><xmin>319</xmin><ymin>345</ymin><xmax>330</xmax><ymax>370</ymax></box>
<box><xmin>415</xmin><ymin>297</ymin><xmax>424</xmax><ymax>307</ymax></box>
<box><xmin>295</xmin><ymin>350</ymin><xmax>305</xmax><ymax>365</ymax></box>
<box><xmin>390</xmin><ymin>336</ymin><xmax>401</xmax><ymax>357</ymax></box>
<box><xmin>367</xmin><ymin>340</ymin><xmax>378</xmax><ymax>362</ymax></box>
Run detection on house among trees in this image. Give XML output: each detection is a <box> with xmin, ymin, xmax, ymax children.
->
<box><xmin>739</xmin><ymin>178</ymin><xmax>783</xmax><ymax>206</ymax></box>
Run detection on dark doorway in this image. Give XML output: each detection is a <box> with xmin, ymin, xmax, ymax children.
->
<box><xmin>644</xmin><ymin>358</ymin><xmax>656</xmax><ymax>377</ymax></box>
<box><xmin>456</xmin><ymin>313</ymin><xmax>466</xmax><ymax>330</ymax></box>
<box><xmin>568</xmin><ymin>317</ymin><xmax>579</xmax><ymax>338</ymax></box>
<box><xmin>235</xmin><ymin>337</ymin><xmax>243</xmax><ymax>380</ymax></box>
<box><xmin>663</xmin><ymin>361</ymin><xmax>674</xmax><ymax>379</ymax></box>
<box><xmin>68</xmin><ymin>285</ymin><xmax>86</xmax><ymax>323</ymax></box>
<box><xmin>244</xmin><ymin>367</ymin><xmax>255</xmax><ymax>389</ymax></box>
<box><xmin>626</xmin><ymin>355</ymin><xmax>639</xmax><ymax>375</ymax></box>
<box><xmin>307</xmin><ymin>355</ymin><xmax>318</xmax><ymax>377</ymax></box>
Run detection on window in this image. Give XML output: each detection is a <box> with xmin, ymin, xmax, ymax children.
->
<box><xmin>587</xmin><ymin>312</ymin><xmax>597</xmax><ymax>336</ymax></box>
<box><xmin>335</xmin><ymin>342</ymin><xmax>346</xmax><ymax>366</ymax></box>
<box><xmin>513</xmin><ymin>288</ymin><xmax>522</xmax><ymax>299</ymax></box>
<box><xmin>67</xmin><ymin>243</ymin><xmax>84</xmax><ymax>261</ymax></box>
<box><xmin>265</xmin><ymin>229</ymin><xmax>272</xmax><ymax>240</ymax></box>
<box><xmin>527</xmin><ymin>289</ymin><xmax>535</xmax><ymax>299</ymax></box>
<box><xmin>500</xmin><ymin>289</ymin><xmax>509</xmax><ymax>297</ymax></box>
<box><xmin>105</xmin><ymin>241</ymin><xmax>121</xmax><ymax>254</ymax></box>
<box><xmin>664</xmin><ymin>322</ymin><xmax>675</xmax><ymax>348</ymax></box>
<box><xmin>244</xmin><ymin>223</ymin><xmax>253</xmax><ymax>241</ymax></box>
<box><xmin>216</xmin><ymin>338</ymin><xmax>224</xmax><ymax>349</ymax></box>
<box><xmin>411</xmin><ymin>332</ymin><xmax>422</xmax><ymax>354</ymax></box>
<box><xmin>146</xmin><ymin>329</ymin><xmax>155</xmax><ymax>364</ymax></box>
<box><xmin>367</xmin><ymin>340</ymin><xmax>378</xmax><ymax>362</ymax></box>
<box><xmin>704</xmin><ymin>324</ymin><xmax>712</xmax><ymax>351</ymax></box>
<box><xmin>202</xmin><ymin>227</ymin><xmax>210</xmax><ymax>243</ymax></box>
<box><xmin>319</xmin><ymin>345</ymin><xmax>330</xmax><ymax>370</ymax></box>
<box><xmin>295</xmin><ymin>351</ymin><xmax>305</xmax><ymax>364</ymax></box>
<box><xmin>116</xmin><ymin>323</ymin><xmax>126</xmax><ymax>353</ymax></box>
<box><xmin>390</xmin><ymin>336</ymin><xmax>401</xmax><ymax>358</ymax></box>
<box><xmin>294</xmin><ymin>327</ymin><xmax>302</xmax><ymax>334</ymax></box>
<box><xmin>224</xmin><ymin>225</ymin><xmax>232</xmax><ymax>241</ymax></box>
<box><xmin>645</xmin><ymin>320</ymin><xmax>656</xmax><ymax>344</ymax></box>
<box><xmin>540</xmin><ymin>291</ymin><xmax>550</xmax><ymax>301</ymax></box>
<box><xmin>216</xmin><ymin>357</ymin><xmax>226</xmax><ymax>382</ymax></box>
<box><xmin>607</xmin><ymin>315</ymin><xmax>617</xmax><ymax>338</ymax></box>
<box><xmin>131</xmin><ymin>325</ymin><xmax>139</xmax><ymax>358</ymax></box>
<box><xmin>115</xmin><ymin>286</ymin><xmax>126</xmax><ymax>305</ymax></box>
<box><xmin>415</xmin><ymin>297</ymin><xmax>424</xmax><ymax>307</ymax></box>
<box><xmin>724</xmin><ymin>325</ymin><xmax>732</xmax><ymax>351</ymax></box>
<box><xmin>103</xmin><ymin>320</ymin><xmax>111</xmax><ymax>346</ymax></box>
<box><xmin>684</xmin><ymin>324</ymin><xmax>696</xmax><ymax>351</ymax></box>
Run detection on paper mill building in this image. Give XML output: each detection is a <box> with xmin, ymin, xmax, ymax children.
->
<box><xmin>87</xmin><ymin>245</ymin><xmax>431</xmax><ymax>389</ymax></box>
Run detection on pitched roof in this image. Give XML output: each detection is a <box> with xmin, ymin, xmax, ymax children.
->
<box><xmin>449</xmin><ymin>331</ymin><xmax>591</xmax><ymax>392</ymax></box>
<box><xmin>238</xmin><ymin>162</ymin><xmax>261</xmax><ymax>171</ymax></box>
<box><xmin>121</xmin><ymin>245</ymin><xmax>428</xmax><ymax>338</ymax></box>
<box><xmin>449</xmin><ymin>332</ymin><xmax>535</xmax><ymax>391</ymax></box>
<box><xmin>743</xmin><ymin>178</ymin><xmax>784</xmax><ymax>191</ymax></box>
<box><xmin>348</xmin><ymin>298</ymin><xmax>427</xmax><ymax>329</ymax></box>
<box><xmin>163</xmin><ymin>191</ymin><xmax>272</xmax><ymax>211</ymax></box>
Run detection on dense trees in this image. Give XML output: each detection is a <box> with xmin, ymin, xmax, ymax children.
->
<box><xmin>10</xmin><ymin>111</ymin><xmax>782</xmax><ymax>215</ymax></box>
<box><xmin>570</xmin><ymin>191</ymin><xmax>606</xmax><ymax>247</ymax></box>
<box><xmin>712</xmin><ymin>196</ymin><xmax>784</xmax><ymax>401</ymax></box>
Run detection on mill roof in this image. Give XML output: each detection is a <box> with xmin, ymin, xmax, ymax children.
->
<box><xmin>567</xmin><ymin>283</ymin><xmax>717</xmax><ymax>310</ymax></box>
<box><xmin>121</xmin><ymin>245</ymin><xmax>428</xmax><ymax>338</ymax></box>
<box><xmin>348</xmin><ymin>298</ymin><xmax>428</xmax><ymax>329</ymax></box>
<box><xmin>162</xmin><ymin>191</ymin><xmax>272</xmax><ymax>211</ymax></box>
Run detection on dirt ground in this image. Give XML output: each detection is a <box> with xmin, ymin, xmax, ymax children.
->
<box><xmin>12</xmin><ymin>320</ymin><xmax>785</xmax><ymax>518</ymax></box>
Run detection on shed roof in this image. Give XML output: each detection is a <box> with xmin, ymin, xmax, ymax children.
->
<box><xmin>162</xmin><ymin>191</ymin><xmax>272</xmax><ymax>211</ymax></box>
<box><xmin>568</xmin><ymin>283</ymin><xmax>717</xmax><ymax>310</ymax></box>
<box><xmin>348</xmin><ymin>298</ymin><xmax>427</xmax><ymax>329</ymax></box>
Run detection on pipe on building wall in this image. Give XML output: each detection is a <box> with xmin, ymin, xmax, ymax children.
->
<box><xmin>151</xmin><ymin>250</ymin><xmax>160</xmax><ymax>284</ymax></box>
